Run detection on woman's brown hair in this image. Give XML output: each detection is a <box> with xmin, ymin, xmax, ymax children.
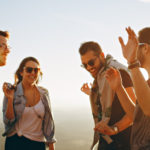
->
<box><xmin>15</xmin><ymin>57</ymin><xmax>43</xmax><ymax>85</ymax></box>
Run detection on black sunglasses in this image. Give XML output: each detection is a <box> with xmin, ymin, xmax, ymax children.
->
<box><xmin>24</xmin><ymin>67</ymin><xmax>40</xmax><ymax>74</ymax></box>
<box><xmin>0</xmin><ymin>43</ymin><xmax>11</xmax><ymax>50</ymax></box>
<box><xmin>81</xmin><ymin>57</ymin><xmax>97</xmax><ymax>69</ymax></box>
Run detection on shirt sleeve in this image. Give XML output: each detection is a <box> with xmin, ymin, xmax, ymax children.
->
<box><xmin>119</xmin><ymin>69</ymin><xmax>133</xmax><ymax>88</ymax></box>
<box><xmin>3</xmin><ymin>96</ymin><xmax>15</xmax><ymax>127</ymax></box>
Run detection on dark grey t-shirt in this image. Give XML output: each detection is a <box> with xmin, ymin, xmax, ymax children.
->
<box><xmin>131</xmin><ymin>80</ymin><xmax>150</xmax><ymax>150</ymax></box>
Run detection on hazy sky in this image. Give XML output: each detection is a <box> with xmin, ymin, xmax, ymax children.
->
<box><xmin>0</xmin><ymin>0</ymin><xmax>150</xmax><ymax>111</ymax></box>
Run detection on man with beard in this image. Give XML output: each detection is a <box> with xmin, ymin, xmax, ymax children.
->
<box><xmin>0</xmin><ymin>30</ymin><xmax>10</xmax><ymax>66</ymax></box>
<box><xmin>105</xmin><ymin>27</ymin><xmax>150</xmax><ymax>150</ymax></box>
<box><xmin>79</xmin><ymin>41</ymin><xmax>136</xmax><ymax>150</ymax></box>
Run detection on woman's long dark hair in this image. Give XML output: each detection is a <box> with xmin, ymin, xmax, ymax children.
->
<box><xmin>15</xmin><ymin>57</ymin><xmax>43</xmax><ymax>85</ymax></box>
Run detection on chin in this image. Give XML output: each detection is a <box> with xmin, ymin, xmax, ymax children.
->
<box><xmin>91</xmin><ymin>73</ymin><xmax>97</xmax><ymax>78</ymax></box>
<box><xmin>0</xmin><ymin>61</ymin><xmax>6</xmax><ymax>66</ymax></box>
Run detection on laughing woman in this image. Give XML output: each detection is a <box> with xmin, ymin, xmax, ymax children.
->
<box><xmin>2</xmin><ymin>57</ymin><xmax>56</xmax><ymax>150</ymax></box>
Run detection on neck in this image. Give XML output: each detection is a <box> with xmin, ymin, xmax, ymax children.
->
<box><xmin>22</xmin><ymin>81</ymin><xmax>35</xmax><ymax>90</ymax></box>
<box><xmin>144</xmin><ymin>65</ymin><xmax>150</xmax><ymax>79</ymax></box>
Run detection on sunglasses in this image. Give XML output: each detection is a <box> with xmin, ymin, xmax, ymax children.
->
<box><xmin>0</xmin><ymin>43</ymin><xmax>11</xmax><ymax>50</ymax></box>
<box><xmin>81</xmin><ymin>57</ymin><xmax>97</xmax><ymax>69</ymax></box>
<box><xmin>24</xmin><ymin>67</ymin><xmax>40</xmax><ymax>74</ymax></box>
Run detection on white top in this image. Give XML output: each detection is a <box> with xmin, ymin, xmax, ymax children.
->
<box><xmin>9</xmin><ymin>99</ymin><xmax>45</xmax><ymax>142</ymax></box>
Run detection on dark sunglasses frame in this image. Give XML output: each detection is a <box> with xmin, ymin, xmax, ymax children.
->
<box><xmin>24</xmin><ymin>67</ymin><xmax>40</xmax><ymax>74</ymax></box>
<box><xmin>0</xmin><ymin>43</ymin><xmax>11</xmax><ymax>50</ymax></box>
<box><xmin>81</xmin><ymin>57</ymin><xmax>97</xmax><ymax>69</ymax></box>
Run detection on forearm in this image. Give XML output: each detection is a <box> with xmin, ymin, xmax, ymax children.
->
<box><xmin>130</xmin><ymin>68</ymin><xmax>150</xmax><ymax>116</ymax></box>
<box><xmin>49</xmin><ymin>143</ymin><xmax>54</xmax><ymax>150</ymax></box>
<box><xmin>116</xmin><ymin>86</ymin><xmax>135</xmax><ymax>120</ymax></box>
<box><xmin>6</xmin><ymin>98</ymin><xmax>15</xmax><ymax>120</ymax></box>
<box><xmin>113</xmin><ymin>114</ymin><xmax>132</xmax><ymax>133</ymax></box>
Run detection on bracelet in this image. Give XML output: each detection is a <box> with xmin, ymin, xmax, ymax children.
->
<box><xmin>127</xmin><ymin>59</ymin><xmax>138</xmax><ymax>65</ymax></box>
<box><xmin>128</xmin><ymin>60</ymin><xmax>141</xmax><ymax>69</ymax></box>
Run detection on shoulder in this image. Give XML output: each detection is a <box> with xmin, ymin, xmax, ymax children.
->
<box><xmin>119</xmin><ymin>69</ymin><xmax>133</xmax><ymax>88</ymax></box>
<box><xmin>38</xmin><ymin>86</ymin><xmax>49</xmax><ymax>95</ymax></box>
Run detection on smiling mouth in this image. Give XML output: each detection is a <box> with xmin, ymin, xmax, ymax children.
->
<box><xmin>89</xmin><ymin>68</ymin><xmax>96</xmax><ymax>73</ymax></box>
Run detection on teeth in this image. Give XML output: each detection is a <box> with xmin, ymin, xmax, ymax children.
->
<box><xmin>90</xmin><ymin>69</ymin><xmax>95</xmax><ymax>73</ymax></box>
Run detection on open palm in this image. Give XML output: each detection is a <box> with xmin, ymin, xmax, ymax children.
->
<box><xmin>119</xmin><ymin>27</ymin><xmax>138</xmax><ymax>63</ymax></box>
<box><xmin>105</xmin><ymin>68</ymin><xmax>122</xmax><ymax>92</ymax></box>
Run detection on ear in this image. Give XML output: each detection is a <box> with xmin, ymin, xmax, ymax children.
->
<box><xmin>99</xmin><ymin>52</ymin><xmax>105</xmax><ymax>64</ymax></box>
<box><xmin>100</xmin><ymin>52</ymin><xmax>105</xmax><ymax>58</ymax></box>
<box><xmin>20</xmin><ymin>71</ymin><xmax>23</xmax><ymax>77</ymax></box>
<box><xmin>143</xmin><ymin>44</ymin><xmax>149</xmax><ymax>55</ymax></box>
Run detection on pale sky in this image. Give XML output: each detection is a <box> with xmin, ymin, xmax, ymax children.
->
<box><xmin>0</xmin><ymin>0</ymin><xmax>150</xmax><ymax>111</ymax></box>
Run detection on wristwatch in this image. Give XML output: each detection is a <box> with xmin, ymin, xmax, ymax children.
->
<box><xmin>113</xmin><ymin>125</ymin><xmax>119</xmax><ymax>134</ymax></box>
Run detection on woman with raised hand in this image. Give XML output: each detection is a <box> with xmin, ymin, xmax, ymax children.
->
<box><xmin>2</xmin><ymin>57</ymin><xmax>56</xmax><ymax>150</ymax></box>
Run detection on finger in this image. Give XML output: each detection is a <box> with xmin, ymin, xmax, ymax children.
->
<box><xmin>94</xmin><ymin>127</ymin><xmax>103</xmax><ymax>133</ymax></box>
<box><xmin>85</xmin><ymin>83</ymin><xmax>88</xmax><ymax>88</ymax></box>
<box><xmin>3</xmin><ymin>82</ymin><xmax>8</xmax><ymax>91</ymax></box>
<box><xmin>95</xmin><ymin>123</ymin><xmax>103</xmax><ymax>129</ymax></box>
<box><xmin>106</xmin><ymin>68</ymin><xmax>115</xmax><ymax>76</ymax></box>
<box><xmin>126</xmin><ymin>27</ymin><xmax>133</xmax><ymax>39</ymax></box>
<box><xmin>130</xmin><ymin>27</ymin><xmax>136</xmax><ymax>37</ymax></box>
<box><xmin>127</xmin><ymin>27</ymin><xmax>137</xmax><ymax>41</ymax></box>
<box><xmin>118</xmin><ymin>37</ymin><xmax>125</xmax><ymax>48</ymax></box>
<box><xmin>105</xmin><ymin>74</ymin><xmax>110</xmax><ymax>80</ymax></box>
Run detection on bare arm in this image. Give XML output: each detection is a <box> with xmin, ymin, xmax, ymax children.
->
<box><xmin>119</xmin><ymin>27</ymin><xmax>150</xmax><ymax>116</ymax></box>
<box><xmin>130</xmin><ymin>68</ymin><xmax>150</xmax><ymax>116</ymax></box>
<box><xmin>6</xmin><ymin>98</ymin><xmax>15</xmax><ymax>119</ymax></box>
<box><xmin>3</xmin><ymin>83</ymin><xmax>15</xmax><ymax>120</ymax></box>
<box><xmin>106</xmin><ymin>68</ymin><xmax>136</xmax><ymax>120</ymax></box>
<box><xmin>116</xmin><ymin>86</ymin><xmax>136</xmax><ymax>120</ymax></box>
<box><xmin>94</xmin><ymin>114</ymin><xmax>132</xmax><ymax>135</ymax></box>
<box><xmin>95</xmin><ymin>84</ymin><xmax>136</xmax><ymax>135</ymax></box>
<box><xmin>49</xmin><ymin>143</ymin><xmax>55</xmax><ymax>150</ymax></box>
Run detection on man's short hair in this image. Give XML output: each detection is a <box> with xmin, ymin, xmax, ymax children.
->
<box><xmin>0</xmin><ymin>30</ymin><xmax>9</xmax><ymax>39</ymax></box>
<box><xmin>138</xmin><ymin>27</ymin><xmax>150</xmax><ymax>45</ymax></box>
<box><xmin>79</xmin><ymin>41</ymin><xmax>102</xmax><ymax>55</ymax></box>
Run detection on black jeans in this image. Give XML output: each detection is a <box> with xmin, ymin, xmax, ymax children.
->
<box><xmin>98</xmin><ymin>137</ymin><xmax>130</xmax><ymax>150</ymax></box>
<box><xmin>5</xmin><ymin>134</ymin><xmax>45</xmax><ymax>150</ymax></box>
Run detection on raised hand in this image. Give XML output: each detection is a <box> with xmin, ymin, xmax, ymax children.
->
<box><xmin>3</xmin><ymin>82</ymin><xmax>15</xmax><ymax>100</ymax></box>
<box><xmin>81</xmin><ymin>83</ymin><xmax>92</xmax><ymax>95</ymax></box>
<box><xmin>119</xmin><ymin>27</ymin><xmax>138</xmax><ymax>63</ymax></box>
<box><xmin>105</xmin><ymin>68</ymin><xmax>122</xmax><ymax>92</ymax></box>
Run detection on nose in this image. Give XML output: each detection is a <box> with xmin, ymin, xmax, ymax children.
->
<box><xmin>4</xmin><ymin>47</ymin><xmax>10</xmax><ymax>54</ymax></box>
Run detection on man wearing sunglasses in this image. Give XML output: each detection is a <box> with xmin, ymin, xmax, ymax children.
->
<box><xmin>79</xmin><ymin>41</ymin><xmax>136</xmax><ymax>150</ymax></box>
<box><xmin>0</xmin><ymin>30</ymin><xmax>10</xmax><ymax>67</ymax></box>
<box><xmin>105</xmin><ymin>27</ymin><xmax>150</xmax><ymax>150</ymax></box>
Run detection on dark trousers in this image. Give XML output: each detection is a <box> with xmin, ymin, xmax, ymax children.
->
<box><xmin>98</xmin><ymin>137</ymin><xmax>130</xmax><ymax>150</ymax></box>
<box><xmin>5</xmin><ymin>134</ymin><xmax>45</xmax><ymax>150</ymax></box>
